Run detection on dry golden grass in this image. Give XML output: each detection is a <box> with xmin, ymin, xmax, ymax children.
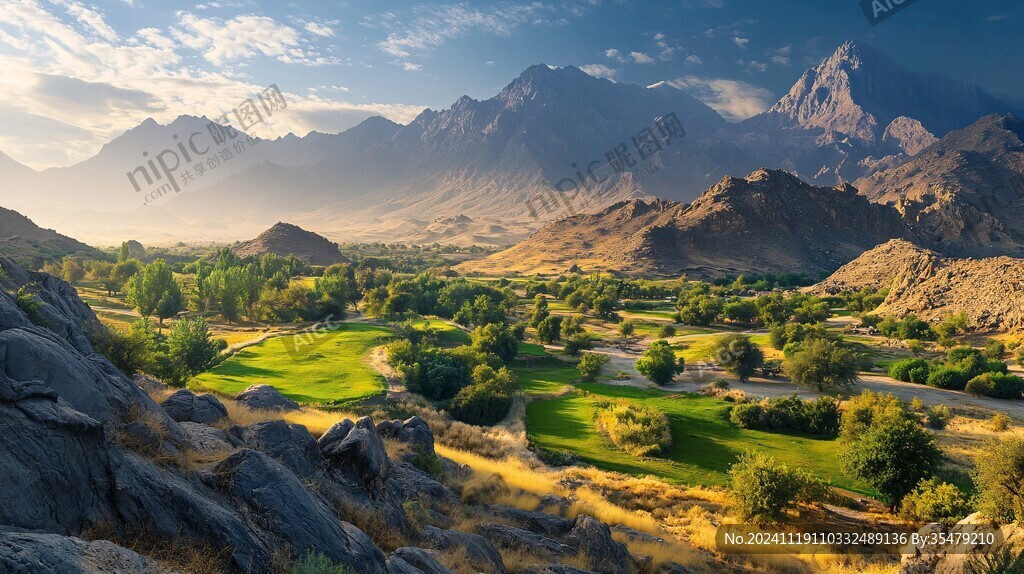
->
<box><xmin>80</xmin><ymin>522</ymin><xmax>233</xmax><ymax>574</ymax></box>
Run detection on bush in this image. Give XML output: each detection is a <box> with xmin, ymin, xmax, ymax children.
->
<box><xmin>577</xmin><ymin>352</ymin><xmax>609</xmax><ymax>382</ymax></box>
<box><xmin>984</xmin><ymin>340</ymin><xmax>1006</xmax><ymax>359</ymax></box>
<box><xmin>927</xmin><ymin>366</ymin><xmax>968</xmax><ymax>390</ymax></box>
<box><xmin>965</xmin><ymin>373</ymin><xmax>1024</xmax><ymax>399</ymax></box>
<box><xmin>635</xmin><ymin>340</ymin><xmax>684</xmax><ymax>385</ymax></box>
<box><xmin>840</xmin><ymin>391</ymin><xmax>915</xmax><ymax>442</ymax></box>
<box><xmin>923</xmin><ymin>404</ymin><xmax>952</xmax><ymax>429</ymax></box>
<box><xmin>404</xmin><ymin>349</ymin><xmax>472</xmax><ymax>401</ymax></box>
<box><xmin>563</xmin><ymin>332</ymin><xmax>594</xmax><ymax>356</ymax></box>
<box><xmin>730</xmin><ymin>451</ymin><xmax>820</xmax><ymax>524</ymax></box>
<box><xmin>889</xmin><ymin>358</ymin><xmax>930</xmax><ymax>383</ymax></box>
<box><xmin>990</xmin><ymin>413</ymin><xmax>1011</xmax><ymax>432</ymax></box>
<box><xmin>618</xmin><ymin>321</ymin><xmax>635</xmax><ymax>338</ymax></box>
<box><xmin>841</xmin><ymin>420</ymin><xmax>941</xmax><ymax>509</ymax></box>
<box><xmin>293</xmin><ymin>551</ymin><xmax>350</xmax><ymax>574</ymax></box>
<box><xmin>729</xmin><ymin>396</ymin><xmax>839</xmax><ymax>437</ymax></box>
<box><xmin>595</xmin><ymin>400</ymin><xmax>672</xmax><ymax>457</ymax></box>
<box><xmin>658</xmin><ymin>324</ymin><xmax>677</xmax><ymax>338</ymax></box>
<box><xmin>470</xmin><ymin>323</ymin><xmax>518</xmax><ymax>361</ymax></box>
<box><xmin>898</xmin><ymin>479</ymin><xmax>970</xmax><ymax>525</ymax></box>
<box><xmin>447</xmin><ymin>365</ymin><xmax>516</xmax><ymax>426</ymax></box>
<box><xmin>729</xmin><ymin>403</ymin><xmax>765</xmax><ymax>429</ymax></box>
<box><xmin>974</xmin><ymin>436</ymin><xmax>1024</xmax><ymax>523</ymax></box>
<box><xmin>783</xmin><ymin>338</ymin><xmax>859</xmax><ymax>391</ymax></box>
<box><xmin>807</xmin><ymin>397</ymin><xmax>841</xmax><ymax>436</ymax></box>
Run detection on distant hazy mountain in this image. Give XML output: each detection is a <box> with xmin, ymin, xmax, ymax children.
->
<box><xmin>458</xmin><ymin>169</ymin><xmax>910</xmax><ymax>277</ymax></box>
<box><xmin>1</xmin><ymin>41</ymin><xmax>1018</xmax><ymax>249</ymax></box>
<box><xmin>855</xmin><ymin>114</ymin><xmax>1024</xmax><ymax>256</ymax></box>
<box><xmin>232</xmin><ymin>222</ymin><xmax>347</xmax><ymax>266</ymax></box>
<box><xmin>0</xmin><ymin>206</ymin><xmax>100</xmax><ymax>265</ymax></box>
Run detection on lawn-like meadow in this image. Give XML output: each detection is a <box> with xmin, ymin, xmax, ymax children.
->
<box><xmin>193</xmin><ymin>322</ymin><xmax>392</xmax><ymax>404</ymax></box>
<box><xmin>517</xmin><ymin>358</ymin><xmax>869</xmax><ymax>493</ymax></box>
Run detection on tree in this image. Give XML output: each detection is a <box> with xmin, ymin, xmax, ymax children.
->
<box><xmin>60</xmin><ymin>257</ymin><xmax>85</xmax><ymax>283</ymax></box>
<box><xmin>448</xmin><ymin>365</ymin><xmax>517</xmax><ymax>426</ymax></box>
<box><xmin>783</xmin><ymin>338</ymin><xmax>859</xmax><ymax>391</ymax></box>
<box><xmin>840</xmin><ymin>419</ymin><xmax>941</xmax><ymax>509</ymax></box>
<box><xmin>635</xmin><ymin>340</ymin><xmax>684</xmax><ymax>385</ymax></box>
<box><xmin>470</xmin><ymin>323</ymin><xmax>518</xmax><ymax>361</ymax></box>
<box><xmin>94</xmin><ymin>318</ymin><xmax>156</xmax><ymax>376</ymax></box>
<box><xmin>899</xmin><ymin>479</ymin><xmax>970</xmax><ymax>525</ymax></box>
<box><xmin>730</xmin><ymin>451</ymin><xmax>817</xmax><ymax>524</ymax></box>
<box><xmin>658</xmin><ymin>324</ymin><xmax>677</xmax><ymax>338</ymax></box>
<box><xmin>536</xmin><ymin>315</ymin><xmax>562</xmax><ymax>344</ymax></box>
<box><xmin>164</xmin><ymin>316</ymin><xmax>221</xmax><ymax>385</ymax></box>
<box><xmin>124</xmin><ymin>259</ymin><xmax>183</xmax><ymax>327</ymax></box>
<box><xmin>618</xmin><ymin>320</ymin><xmax>635</xmax><ymax>338</ymax></box>
<box><xmin>563</xmin><ymin>332</ymin><xmax>594</xmax><ymax>356</ymax></box>
<box><xmin>577</xmin><ymin>352</ymin><xmax>609</xmax><ymax>382</ymax></box>
<box><xmin>712</xmin><ymin>334</ymin><xmax>764</xmax><ymax>382</ymax></box>
<box><xmin>974</xmin><ymin>436</ymin><xmax>1024</xmax><ymax>523</ymax></box>
<box><xmin>110</xmin><ymin>260</ymin><xmax>141</xmax><ymax>295</ymax></box>
<box><xmin>529</xmin><ymin>294</ymin><xmax>549</xmax><ymax>327</ymax></box>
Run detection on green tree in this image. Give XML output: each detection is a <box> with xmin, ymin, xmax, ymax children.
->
<box><xmin>974</xmin><ymin>436</ymin><xmax>1024</xmax><ymax>523</ymax></box>
<box><xmin>577</xmin><ymin>352</ymin><xmax>609</xmax><ymax>382</ymax></box>
<box><xmin>529</xmin><ymin>294</ymin><xmax>550</xmax><ymax>327</ymax></box>
<box><xmin>164</xmin><ymin>316</ymin><xmax>221</xmax><ymax>385</ymax></box>
<box><xmin>448</xmin><ymin>365</ymin><xmax>517</xmax><ymax>426</ymax></box>
<box><xmin>635</xmin><ymin>340</ymin><xmax>684</xmax><ymax>385</ymax></box>
<box><xmin>536</xmin><ymin>315</ymin><xmax>562</xmax><ymax>344</ymax></box>
<box><xmin>125</xmin><ymin>259</ymin><xmax>183</xmax><ymax>327</ymax></box>
<box><xmin>618</xmin><ymin>320</ymin><xmax>635</xmax><ymax>338</ymax></box>
<box><xmin>841</xmin><ymin>419</ymin><xmax>941</xmax><ymax>509</ymax></box>
<box><xmin>60</xmin><ymin>257</ymin><xmax>85</xmax><ymax>283</ymax></box>
<box><xmin>783</xmin><ymin>338</ymin><xmax>859</xmax><ymax>391</ymax></box>
<box><xmin>712</xmin><ymin>334</ymin><xmax>764</xmax><ymax>382</ymax></box>
<box><xmin>730</xmin><ymin>451</ymin><xmax>817</xmax><ymax>524</ymax></box>
<box><xmin>470</xmin><ymin>323</ymin><xmax>518</xmax><ymax>361</ymax></box>
<box><xmin>110</xmin><ymin>259</ymin><xmax>141</xmax><ymax>295</ymax></box>
<box><xmin>899</xmin><ymin>479</ymin><xmax>970</xmax><ymax>525</ymax></box>
<box><xmin>95</xmin><ymin>318</ymin><xmax>156</xmax><ymax>376</ymax></box>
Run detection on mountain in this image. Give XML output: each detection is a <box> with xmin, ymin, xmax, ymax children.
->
<box><xmin>813</xmin><ymin>239</ymin><xmax>1024</xmax><ymax>332</ymax></box>
<box><xmin>736</xmin><ymin>41</ymin><xmax>1019</xmax><ymax>186</ymax></box>
<box><xmin>458</xmin><ymin>169</ymin><xmax>910</xmax><ymax>277</ymax></box>
<box><xmin>231</xmin><ymin>222</ymin><xmax>347</xmax><ymax>265</ymax></box>
<box><xmin>0</xmin><ymin>206</ymin><xmax>100</xmax><ymax>265</ymax></box>
<box><xmin>855</xmin><ymin>114</ymin><xmax>1024</xmax><ymax>256</ymax></box>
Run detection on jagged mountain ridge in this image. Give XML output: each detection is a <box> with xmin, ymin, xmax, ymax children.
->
<box><xmin>458</xmin><ymin>169</ymin><xmax>912</xmax><ymax>277</ymax></box>
<box><xmin>854</xmin><ymin>114</ymin><xmax>1024</xmax><ymax>256</ymax></box>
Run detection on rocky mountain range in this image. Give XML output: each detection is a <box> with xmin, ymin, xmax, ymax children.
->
<box><xmin>231</xmin><ymin>222</ymin><xmax>348</xmax><ymax>266</ymax></box>
<box><xmin>0</xmin><ymin>40</ymin><xmax>1018</xmax><ymax>248</ymax></box>
<box><xmin>458</xmin><ymin>169</ymin><xmax>910</xmax><ymax>278</ymax></box>
<box><xmin>812</xmin><ymin>239</ymin><xmax>1024</xmax><ymax>332</ymax></box>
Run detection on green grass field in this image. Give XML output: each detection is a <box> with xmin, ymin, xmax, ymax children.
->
<box><xmin>408</xmin><ymin>317</ymin><xmax>471</xmax><ymax>346</ymax></box>
<box><xmin>514</xmin><ymin>357</ymin><xmax>581</xmax><ymax>394</ymax></box>
<box><xmin>193</xmin><ymin>322</ymin><xmax>391</xmax><ymax>404</ymax></box>
<box><xmin>671</xmin><ymin>332</ymin><xmax>779</xmax><ymax>362</ymax></box>
<box><xmin>526</xmin><ymin>381</ymin><xmax>870</xmax><ymax>492</ymax></box>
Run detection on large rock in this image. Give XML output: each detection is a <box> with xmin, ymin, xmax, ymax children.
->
<box><xmin>235</xmin><ymin>384</ymin><xmax>300</xmax><ymax>412</ymax></box>
<box><xmin>376</xmin><ymin>416</ymin><xmax>435</xmax><ymax>456</ymax></box>
<box><xmin>240</xmin><ymin>420</ymin><xmax>322</xmax><ymax>478</ymax></box>
<box><xmin>160</xmin><ymin>389</ymin><xmax>228</xmax><ymax>424</ymax></box>
<box><xmin>491</xmin><ymin>506</ymin><xmax>573</xmax><ymax>538</ymax></box>
<box><xmin>387</xmin><ymin>547</ymin><xmax>453</xmax><ymax>574</ymax></box>
<box><xmin>522</xmin><ymin>566</ymin><xmax>598</xmax><ymax>574</ymax></box>
<box><xmin>420</xmin><ymin>526</ymin><xmax>506</xmax><ymax>574</ymax></box>
<box><xmin>0</xmin><ymin>530</ymin><xmax>160</xmax><ymax>574</ymax></box>
<box><xmin>390</xmin><ymin>463</ymin><xmax>458</xmax><ymax>505</ymax></box>
<box><xmin>320</xmin><ymin>417</ymin><xmax>390</xmax><ymax>487</ymax></box>
<box><xmin>477</xmin><ymin>523</ymin><xmax>575</xmax><ymax>556</ymax></box>
<box><xmin>214</xmin><ymin>449</ymin><xmax>387</xmax><ymax>573</ymax></box>
<box><xmin>565</xmin><ymin>516</ymin><xmax>632</xmax><ymax>574</ymax></box>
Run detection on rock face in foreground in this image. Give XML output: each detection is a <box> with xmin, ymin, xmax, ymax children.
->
<box><xmin>459</xmin><ymin>169</ymin><xmax>911</xmax><ymax>278</ymax></box>
<box><xmin>812</xmin><ymin>239</ymin><xmax>1024</xmax><ymax>331</ymax></box>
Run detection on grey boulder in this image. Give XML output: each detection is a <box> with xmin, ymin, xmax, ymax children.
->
<box><xmin>235</xmin><ymin>384</ymin><xmax>300</xmax><ymax>412</ymax></box>
<box><xmin>320</xmin><ymin>416</ymin><xmax>391</xmax><ymax>487</ymax></box>
<box><xmin>376</xmin><ymin>416</ymin><xmax>435</xmax><ymax>456</ymax></box>
<box><xmin>565</xmin><ymin>516</ymin><xmax>632</xmax><ymax>574</ymax></box>
<box><xmin>241</xmin><ymin>419</ymin><xmax>322</xmax><ymax>478</ymax></box>
<box><xmin>0</xmin><ymin>530</ymin><xmax>160</xmax><ymax>574</ymax></box>
<box><xmin>477</xmin><ymin>523</ymin><xmax>575</xmax><ymax>557</ymax></box>
<box><xmin>160</xmin><ymin>389</ymin><xmax>227</xmax><ymax>424</ymax></box>
<box><xmin>386</xmin><ymin>547</ymin><xmax>453</xmax><ymax>574</ymax></box>
<box><xmin>420</xmin><ymin>526</ymin><xmax>506</xmax><ymax>574</ymax></box>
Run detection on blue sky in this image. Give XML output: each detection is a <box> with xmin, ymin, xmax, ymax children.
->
<box><xmin>1</xmin><ymin>0</ymin><xmax>1021</xmax><ymax>168</ymax></box>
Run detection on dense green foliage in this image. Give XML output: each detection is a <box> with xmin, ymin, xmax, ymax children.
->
<box><xmin>730</xmin><ymin>395</ymin><xmax>840</xmax><ymax>437</ymax></box>
<box><xmin>448</xmin><ymin>365</ymin><xmax>517</xmax><ymax>426</ymax></box>
<box><xmin>974</xmin><ymin>436</ymin><xmax>1024</xmax><ymax>523</ymax></box>
<box><xmin>841</xmin><ymin>418</ymin><xmax>941</xmax><ymax>509</ymax></box>
<box><xmin>595</xmin><ymin>399</ymin><xmax>672</xmax><ymax>457</ymax></box>
<box><xmin>635</xmin><ymin>340</ymin><xmax>684</xmax><ymax>385</ymax></box>
<box><xmin>729</xmin><ymin>451</ymin><xmax>823</xmax><ymax>524</ymax></box>
<box><xmin>711</xmin><ymin>334</ymin><xmax>764</xmax><ymax>382</ymax></box>
<box><xmin>577</xmin><ymin>352</ymin><xmax>609</xmax><ymax>382</ymax></box>
<box><xmin>783</xmin><ymin>338</ymin><xmax>859</xmax><ymax>391</ymax></box>
<box><xmin>899</xmin><ymin>479</ymin><xmax>970</xmax><ymax>525</ymax></box>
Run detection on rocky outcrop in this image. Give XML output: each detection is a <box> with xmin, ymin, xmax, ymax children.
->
<box><xmin>420</xmin><ymin>526</ymin><xmax>507</xmax><ymax>574</ymax></box>
<box><xmin>232</xmin><ymin>222</ymin><xmax>347</xmax><ymax>266</ymax></box>
<box><xmin>565</xmin><ymin>516</ymin><xmax>633</xmax><ymax>574</ymax></box>
<box><xmin>477</xmin><ymin>523</ymin><xmax>575</xmax><ymax>557</ymax></box>
<box><xmin>0</xmin><ymin>531</ymin><xmax>160</xmax><ymax>574</ymax></box>
<box><xmin>377</xmin><ymin>416</ymin><xmax>435</xmax><ymax>456</ymax></box>
<box><xmin>386</xmin><ymin>547</ymin><xmax>453</xmax><ymax>574</ymax></box>
<box><xmin>321</xmin><ymin>416</ymin><xmax>391</xmax><ymax>488</ymax></box>
<box><xmin>240</xmin><ymin>419</ymin><xmax>323</xmax><ymax>478</ymax></box>
<box><xmin>160</xmin><ymin>389</ymin><xmax>228</xmax><ymax>424</ymax></box>
<box><xmin>235</xmin><ymin>384</ymin><xmax>300</xmax><ymax>412</ymax></box>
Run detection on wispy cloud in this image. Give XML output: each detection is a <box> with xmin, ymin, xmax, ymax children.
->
<box><xmin>630</xmin><ymin>51</ymin><xmax>654</xmax><ymax>64</ymax></box>
<box><xmin>580</xmin><ymin>64</ymin><xmax>617</xmax><ymax>80</ymax></box>
<box><xmin>668</xmin><ymin>76</ymin><xmax>773</xmax><ymax>121</ymax></box>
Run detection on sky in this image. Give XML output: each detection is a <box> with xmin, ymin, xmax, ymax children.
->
<box><xmin>1</xmin><ymin>0</ymin><xmax>1021</xmax><ymax>170</ymax></box>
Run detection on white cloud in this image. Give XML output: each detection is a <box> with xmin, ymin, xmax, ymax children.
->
<box><xmin>667</xmin><ymin>76</ymin><xmax>773</xmax><ymax>121</ymax></box>
<box><xmin>737</xmin><ymin>59</ymin><xmax>766</xmax><ymax>72</ymax></box>
<box><xmin>60</xmin><ymin>1</ymin><xmax>118</xmax><ymax>42</ymax></box>
<box><xmin>580</xmin><ymin>64</ymin><xmax>617</xmax><ymax>80</ymax></box>
<box><xmin>172</xmin><ymin>12</ymin><xmax>337</xmax><ymax>66</ymax></box>
<box><xmin>686</xmin><ymin>54</ymin><xmax>703</xmax><ymax>65</ymax></box>
<box><xmin>770</xmin><ymin>44</ymin><xmax>791</xmax><ymax>65</ymax></box>
<box><xmin>304</xmin><ymin>21</ymin><xmax>335</xmax><ymax>37</ymax></box>
<box><xmin>630</xmin><ymin>51</ymin><xmax>654</xmax><ymax>64</ymax></box>
<box><xmin>733</xmin><ymin>36</ymin><xmax>748</xmax><ymax>48</ymax></box>
<box><xmin>401</xmin><ymin>62</ymin><xmax>422</xmax><ymax>71</ymax></box>
<box><xmin>605</xmin><ymin>48</ymin><xmax>622</xmax><ymax>60</ymax></box>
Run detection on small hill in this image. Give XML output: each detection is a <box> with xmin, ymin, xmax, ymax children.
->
<box><xmin>232</xmin><ymin>222</ymin><xmax>347</xmax><ymax>266</ymax></box>
<box><xmin>0</xmin><ymin>206</ymin><xmax>100</xmax><ymax>265</ymax></box>
<box><xmin>812</xmin><ymin>239</ymin><xmax>1024</xmax><ymax>332</ymax></box>
<box><xmin>457</xmin><ymin>169</ymin><xmax>910</xmax><ymax>278</ymax></box>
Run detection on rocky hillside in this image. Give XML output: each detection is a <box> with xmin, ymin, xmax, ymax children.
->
<box><xmin>232</xmin><ymin>222</ymin><xmax>347</xmax><ymax>266</ymax></box>
<box><xmin>0</xmin><ymin>257</ymin><xmax>677</xmax><ymax>573</ymax></box>
<box><xmin>0</xmin><ymin>206</ymin><xmax>100</xmax><ymax>265</ymax></box>
<box><xmin>459</xmin><ymin>169</ymin><xmax>910</xmax><ymax>278</ymax></box>
<box><xmin>855</xmin><ymin>114</ymin><xmax>1024</xmax><ymax>256</ymax></box>
<box><xmin>813</xmin><ymin>239</ymin><xmax>1024</xmax><ymax>331</ymax></box>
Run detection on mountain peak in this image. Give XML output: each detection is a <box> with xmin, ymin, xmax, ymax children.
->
<box><xmin>234</xmin><ymin>222</ymin><xmax>347</xmax><ymax>266</ymax></box>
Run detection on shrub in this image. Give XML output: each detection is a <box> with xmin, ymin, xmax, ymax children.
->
<box><xmin>729</xmin><ymin>396</ymin><xmax>839</xmax><ymax>437</ymax></box>
<box><xmin>470</xmin><ymin>323</ymin><xmax>518</xmax><ymax>361</ymax></box>
<box><xmin>658</xmin><ymin>324</ymin><xmax>677</xmax><ymax>338</ymax></box>
<box><xmin>990</xmin><ymin>412</ymin><xmax>1011</xmax><ymax>432</ymax></box>
<box><xmin>898</xmin><ymin>479</ymin><xmax>970</xmax><ymax>525</ymax></box>
<box><xmin>577</xmin><ymin>352</ymin><xmax>609</xmax><ymax>382</ymax></box>
<box><xmin>783</xmin><ymin>338</ymin><xmax>859</xmax><ymax>391</ymax></box>
<box><xmin>15</xmin><ymin>286</ymin><xmax>46</xmax><ymax>326</ymax></box>
<box><xmin>889</xmin><ymin>358</ymin><xmax>930</xmax><ymax>383</ymax></box>
<box><xmin>927</xmin><ymin>366</ymin><xmax>968</xmax><ymax>390</ymax></box>
<box><xmin>841</xmin><ymin>420</ymin><xmax>941</xmax><ymax>509</ymax></box>
<box><xmin>807</xmin><ymin>397</ymin><xmax>841</xmax><ymax>436</ymax></box>
<box><xmin>635</xmin><ymin>340</ymin><xmax>684</xmax><ymax>385</ymax></box>
<box><xmin>840</xmin><ymin>391</ymin><xmax>915</xmax><ymax>442</ymax></box>
<box><xmin>984</xmin><ymin>340</ymin><xmax>1006</xmax><ymax>359</ymax></box>
<box><xmin>760</xmin><ymin>359</ymin><xmax>783</xmax><ymax>377</ymax></box>
<box><xmin>536</xmin><ymin>315</ymin><xmax>562</xmax><ymax>344</ymax></box>
<box><xmin>618</xmin><ymin>320</ymin><xmax>636</xmax><ymax>338</ymax></box>
<box><xmin>923</xmin><ymin>404</ymin><xmax>952</xmax><ymax>429</ymax></box>
<box><xmin>563</xmin><ymin>332</ymin><xmax>595</xmax><ymax>356</ymax></box>
<box><xmin>974</xmin><ymin>436</ymin><xmax>1024</xmax><ymax>523</ymax></box>
<box><xmin>404</xmin><ymin>349</ymin><xmax>472</xmax><ymax>401</ymax></box>
<box><xmin>447</xmin><ymin>365</ymin><xmax>516</xmax><ymax>426</ymax></box>
<box><xmin>293</xmin><ymin>551</ymin><xmax>350</xmax><ymax>574</ymax></box>
<box><xmin>965</xmin><ymin>373</ymin><xmax>1024</xmax><ymax>399</ymax></box>
<box><xmin>595</xmin><ymin>400</ymin><xmax>672</xmax><ymax>457</ymax></box>
<box><xmin>729</xmin><ymin>403</ymin><xmax>765</xmax><ymax>429</ymax></box>
<box><xmin>730</xmin><ymin>451</ymin><xmax>821</xmax><ymax>524</ymax></box>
